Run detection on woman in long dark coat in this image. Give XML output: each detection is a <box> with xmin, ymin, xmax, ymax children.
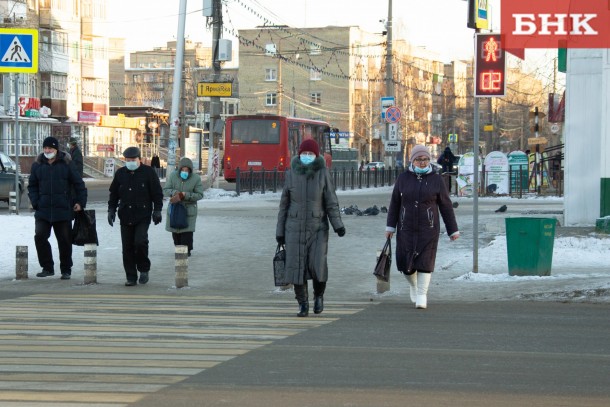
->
<box><xmin>385</xmin><ymin>144</ymin><xmax>459</xmax><ymax>309</ymax></box>
<box><xmin>276</xmin><ymin>139</ymin><xmax>345</xmax><ymax>317</ymax></box>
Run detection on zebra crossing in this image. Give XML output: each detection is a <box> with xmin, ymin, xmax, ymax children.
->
<box><xmin>0</xmin><ymin>294</ymin><xmax>366</xmax><ymax>406</ymax></box>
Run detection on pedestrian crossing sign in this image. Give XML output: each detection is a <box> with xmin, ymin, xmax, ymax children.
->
<box><xmin>0</xmin><ymin>28</ymin><xmax>38</xmax><ymax>73</ymax></box>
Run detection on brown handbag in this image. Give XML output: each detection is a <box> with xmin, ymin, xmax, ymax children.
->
<box><xmin>373</xmin><ymin>238</ymin><xmax>392</xmax><ymax>282</ymax></box>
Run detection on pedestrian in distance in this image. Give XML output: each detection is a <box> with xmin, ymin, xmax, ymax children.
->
<box><xmin>385</xmin><ymin>144</ymin><xmax>459</xmax><ymax>309</ymax></box>
<box><xmin>107</xmin><ymin>147</ymin><xmax>163</xmax><ymax>286</ymax></box>
<box><xmin>68</xmin><ymin>137</ymin><xmax>84</xmax><ymax>177</ymax></box>
<box><xmin>28</xmin><ymin>136</ymin><xmax>87</xmax><ymax>280</ymax></box>
<box><xmin>276</xmin><ymin>139</ymin><xmax>346</xmax><ymax>317</ymax></box>
<box><xmin>163</xmin><ymin>157</ymin><xmax>204</xmax><ymax>257</ymax></box>
<box><xmin>437</xmin><ymin>146</ymin><xmax>456</xmax><ymax>174</ymax></box>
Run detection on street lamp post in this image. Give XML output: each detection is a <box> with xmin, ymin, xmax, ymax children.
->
<box><xmin>149</xmin><ymin>121</ymin><xmax>159</xmax><ymax>154</ymax></box>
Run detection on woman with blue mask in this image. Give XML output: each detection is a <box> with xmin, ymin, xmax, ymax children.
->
<box><xmin>276</xmin><ymin>139</ymin><xmax>346</xmax><ymax>317</ymax></box>
<box><xmin>163</xmin><ymin>157</ymin><xmax>205</xmax><ymax>257</ymax></box>
<box><xmin>384</xmin><ymin>144</ymin><xmax>460</xmax><ymax>309</ymax></box>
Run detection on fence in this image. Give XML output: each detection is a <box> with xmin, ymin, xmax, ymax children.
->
<box><xmin>235</xmin><ymin>167</ymin><xmax>402</xmax><ymax>196</ymax></box>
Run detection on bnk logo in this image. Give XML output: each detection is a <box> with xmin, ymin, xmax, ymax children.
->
<box><xmin>501</xmin><ymin>0</ymin><xmax>610</xmax><ymax>49</ymax></box>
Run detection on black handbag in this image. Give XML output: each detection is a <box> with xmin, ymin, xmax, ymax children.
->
<box><xmin>273</xmin><ymin>244</ymin><xmax>287</xmax><ymax>286</ymax></box>
<box><xmin>169</xmin><ymin>202</ymin><xmax>189</xmax><ymax>229</ymax></box>
<box><xmin>373</xmin><ymin>238</ymin><xmax>392</xmax><ymax>282</ymax></box>
<box><xmin>72</xmin><ymin>209</ymin><xmax>99</xmax><ymax>246</ymax></box>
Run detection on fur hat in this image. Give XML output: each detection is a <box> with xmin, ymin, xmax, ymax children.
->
<box><xmin>410</xmin><ymin>144</ymin><xmax>431</xmax><ymax>162</ymax></box>
<box><xmin>298</xmin><ymin>139</ymin><xmax>320</xmax><ymax>157</ymax></box>
<box><xmin>42</xmin><ymin>136</ymin><xmax>59</xmax><ymax>150</ymax></box>
<box><xmin>123</xmin><ymin>146</ymin><xmax>141</xmax><ymax>158</ymax></box>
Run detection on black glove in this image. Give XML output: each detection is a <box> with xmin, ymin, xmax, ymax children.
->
<box><xmin>107</xmin><ymin>210</ymin><xmax>116</xmax><ymax>227</ymax></box>
<box><xmin>152</xmin><ymin>211</ymin><xmax>162</xmax><ymax>225</ymax></box>
<box><xmin>335</xmin><ymin>227</ymin><xmax>346</xmax><ymax>237</ymax></box>
<box><xmin>276</xmin><ymin>236</ymin><xmax>285</xmax><ymax>245</ymax></box>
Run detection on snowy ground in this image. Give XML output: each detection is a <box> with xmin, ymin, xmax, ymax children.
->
<box><xmin>1</xmin><ymin>186</ymin><xmax>609</xmax><ymax>303</ymax></box>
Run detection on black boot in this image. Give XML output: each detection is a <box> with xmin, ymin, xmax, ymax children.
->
<box><xmin>297</xmin><ymin>302</ymin><xmax>309</xmax><ymax>317</ymax></box>
<box><xmin>313</xmin><ymin>296</ymin><xmax>324</xmax><ymax>314</ymax></box>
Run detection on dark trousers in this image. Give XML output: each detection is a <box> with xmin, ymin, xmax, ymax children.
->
<box><xmin>294</xmin><ymin>280</ymin><xmax>326</xmax><ymax>304</ymax></box>
<box><xmin>120</xmin><ymin>221</ymin><xmax>151</xmax><ymax>282</ymax></box>
<box><xmin>34</xmin><ymin>218</ymin><xmax>73</xmax><ymax>273</ymax></box>
<box><xmin>172</xmin><ymin>232</ymin><xmax>193</xmax><ymax>253</ymax></box>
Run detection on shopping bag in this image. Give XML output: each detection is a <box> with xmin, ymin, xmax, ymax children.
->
<box><xmin>72</xmin><ymin>209</ymin><xmax>99</xmax><ymax>246</ymax></box>
<box><xmin>169</xmin><ymin>202</ymin><xmax>189</xmax><ymax>229</ymax></box>
<box><xmin>373</xmin><ymin>238</ymin><xmax>392</xmax><ymax>282</ymax></box>
<box><xmin>273</xmin><ymin>244</ymin><xmax>287</xmax><ymax>286</ymax></box>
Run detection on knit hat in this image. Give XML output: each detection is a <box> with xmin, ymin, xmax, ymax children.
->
<box><xmin>123</xmin><ymin>146</ymin><xmax>141</xmax><ymax>158</ymax></box>
<box><xmin>410</xmin><ymin>144</ymin><xmax>431</xmax><ymax>162</ymax></box>
<box><xmin>298</xmin><ymin>139</ymin><xmax>320</xmax><ymax>157</ymax></box>
<box><xmin>42</xmin><ymin>136</ymin><xmax>59</xmax><ymax>150</ymax></box>
<box><xmin>69</xmin><ymin>137</ymin><xmax>79</xmax><ymax>145</ymax></box>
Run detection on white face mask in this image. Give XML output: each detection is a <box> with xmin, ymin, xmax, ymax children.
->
<box><xmin>44</xmin><ymin>152</ymin><xmax>56</xmax><ymax>160</ymax></box>
<box><xmin>125</xmin><ymin>161</ymin><xmax>139</xmax><ymax>171</ymax></box>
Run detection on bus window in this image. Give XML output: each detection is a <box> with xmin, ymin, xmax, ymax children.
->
<box><xmin>289</xmin><ymin>127</ymin><xmax>300</xmax><ymax>158</ymax></box>
<box><xmin>231</xmin><ymin>120</ymin><xmax>280</xmax><ymax>144</ymax></box>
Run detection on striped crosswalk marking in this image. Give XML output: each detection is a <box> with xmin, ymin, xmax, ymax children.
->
<box><xmin>0</xmin><ymin>294</ymin><xmax>366</xmax><ymax>406</ymax></box>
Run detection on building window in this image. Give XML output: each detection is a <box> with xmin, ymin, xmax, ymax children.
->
<box><xmin>309</xmin><ymin>43</ymin><xmax>321</xmax><ymax>55</ymax></box>
<box><xmin>265</xmin><ymin>68</ymin><xmax>277</xmax><ymax>81</ymax></box>
<box><xmin>310</xmin><ymin>92</ymin><xmax>321</xmax><ymax>105</ymax></box>
<box><xmin>310</xmin><ymin>69</ymin><xmax>321</xmax><ymax>81</ymax></box>
<box><xmin>265</xmin><ymin>93</ymin><xmax>277</xmax><ymax>106</ymax></box>
<box><xmin>265</xmin><ymin>43</ymin><xmax>277</xmax><ymax>56</ymax></box>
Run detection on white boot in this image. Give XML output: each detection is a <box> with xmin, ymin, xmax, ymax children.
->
<box><xmin>404</xmin><ymin>273</ymin><xmax>417</xmax><ymax>303</ymax></box>
<box><xmin>416</xmin><ymin>272</ymin><xmax>431</xmax><ymax>309</ymax></box>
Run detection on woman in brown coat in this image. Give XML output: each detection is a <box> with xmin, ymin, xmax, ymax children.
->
<box><xmin>385</xmin><ymin>145</ymin><xmax>459</xmax><ymax>309</ymax></box>
<box><xmin>276</xmin><ymin>139</ymin><xmax>345</xmax><ymax>317</ymax></box>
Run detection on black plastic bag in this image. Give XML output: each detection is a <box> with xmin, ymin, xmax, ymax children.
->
<box><xmin>72</xmin><ymin>209</ymin><xmax>98</xmax><ymax>246</ymax></box>
<box><xmin>273</xmin><ymin>244</ymin><xmax>287</xmax><ymax>286</ymax></box>
<box><xmin>169</xmin><ymin>202</ymin><xmax>189</xmax><ymax>229</ymax></box>
<box><xmin>373</xmin><ymin>238</ymin><xmax>392</xmax><ymax>282</ymax></box>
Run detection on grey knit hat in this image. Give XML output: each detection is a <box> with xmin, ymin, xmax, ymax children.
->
<box><xmin>409</xmin><ymin>144</ymin><xmax>431</xmax><ymax>162</ymax></box>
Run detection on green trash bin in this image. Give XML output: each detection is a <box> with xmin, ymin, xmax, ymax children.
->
<box><xmin>505</xmin><ymin>217</ymin><xmax>556</xmax><ymax>276</ymax></box>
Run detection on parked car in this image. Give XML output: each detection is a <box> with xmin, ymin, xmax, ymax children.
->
<box><xmin>0</xmin><ymin>152</ymin><xmax>24</xmax><ymax>204</ymax></box>
<box><xmin>451</xmin><ymin>155</ymin><xmax>462</xmax><ymax>173</ymax></box>
<box><xmin>364</xmin><ymin>161</ymin><xmax>385</xmax><ymax>171</ymax></box>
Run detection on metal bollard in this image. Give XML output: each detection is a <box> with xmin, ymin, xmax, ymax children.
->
<box><xmin>175</xmin><ymin>245</ymin><xmax>189</xmax><ymax>288</ymax></box>
<box><xmin>15</xmin><ymin>246</ymin><xmax>28</xmax><ymax>280</ymax></box>
<box><xmin>84</xmin><ymin>243</ymin><xmax>97</xmax><ymax>284</ymax></box>
<box><xmin>375</xmin><ymin>248</ymin><xmax>390</xmax><ymax>294</ymax></box>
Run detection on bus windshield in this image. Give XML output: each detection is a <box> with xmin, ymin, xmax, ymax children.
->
<box><xmin>230</xmin><ymin>119</ymin><xmax>280</xmax><ymax>144</ymax></box>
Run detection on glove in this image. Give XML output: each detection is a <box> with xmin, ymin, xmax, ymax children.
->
<box><xmin>169</xmin><ymin>193</ymin><xmax>181</xmax><ymax>204</ymax></box>
<box><xmin>335</xmin><ymin>227</ymin><xmax>346</xmax><ymax>237</ymax></box>
<box><xmin>152</xmin><ymin>211</ymin><xmax>162</xmax><ymax>225</ymax></box>
<box><xmin>276</xmin><ymin>236</ymin><xmax>285</xmax><ymax>245</ymax></box>
<box><xmin>108</xmin><ymin>210</ymin><xmax>116</xmax><ymax>227</ymax></box>
<box><xmin>178</xmin><ymin>192</ymin><xmax>185</xmax><ymax>200</ymax></box>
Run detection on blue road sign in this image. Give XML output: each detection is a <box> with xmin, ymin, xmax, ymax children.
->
<box><xmin>0</xmin><ymin>29</ymin><xmax>38</xmax><ymax>73</ymax></box>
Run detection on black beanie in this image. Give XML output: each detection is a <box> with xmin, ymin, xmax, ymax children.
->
<box><xmin>43</xmin><ymin>136</ymin><xmax>59</xmax><ymax>150</ymax></box>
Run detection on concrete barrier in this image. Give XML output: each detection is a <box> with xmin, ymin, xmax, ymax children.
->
<box><xmin>175</xmin><ymin>245</ymin><xmax>188</xmax><ymax>288</ymax></box>
<box><xmin>15</xmin><ymin>246</ymin><xmax>28</xmax><ymax>280</ymax></box>
<box><xmin>9</xmin><ymin>191</ymin><xmax>18</xmax><ymax>214</ymax></box>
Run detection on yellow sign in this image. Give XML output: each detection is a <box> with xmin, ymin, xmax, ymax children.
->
<box><xmin>528</xmin><ymin>137</ymin><xmax>548</xmax><ymax>145</ymax></box>
<box><xmin>0</xmin><ymin>28</ymin><xmax>39</xmax><ymax>73</ymax></box>
<box><xmin>483</xmin><ymin>125</ymin><xmax>493</xmax><ymax>131</ymax></box>
<box><xmin>197</xmin><ymin>82</ymin><xmax>232</xmax><ymax>97</ymax></box>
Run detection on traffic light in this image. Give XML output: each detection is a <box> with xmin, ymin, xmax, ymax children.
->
<box><xmin>475</xmin><ymin>33</ymin><xmax>506</xmax><ymax>97</ymax></box>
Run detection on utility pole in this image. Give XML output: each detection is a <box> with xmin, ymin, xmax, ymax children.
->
<box><xmin>167</xmin><ymin>0</ymin><xmax>187</xmax><ymax>169</ymax></box>
<box><xmin>207</xmin><ymin>0</ymin><xmax>223</xmax><ymax>186</ymax></box>
<box><xmin>384</xmin><ymin>0</ymin><xmax>393</xmax><ymax>163</ymax></box>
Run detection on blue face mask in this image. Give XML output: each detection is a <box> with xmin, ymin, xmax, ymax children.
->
<box><xmin>414</xmin><ymin>165</ymin><xmax>431</xmax><ymax>174</ymax></box>
<box><xmin>180</xmin><ymin>171</ymin><xmax>189</xmax><ymax>180</ymax></box>
<box><xmin>300</xmin><ymin>154</ymin><xmax>315</xmax><ymax>165</ymax></box>
<box><xmin>125</xmin><ymin>161</ymin><xmax>139</xmax><ymax>171</ymax></box>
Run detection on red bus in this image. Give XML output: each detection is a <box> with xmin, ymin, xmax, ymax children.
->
<box><xmin>223</xmin><ymin>114</ymin><xmax>334</xmax><ymax>182</ymax></box>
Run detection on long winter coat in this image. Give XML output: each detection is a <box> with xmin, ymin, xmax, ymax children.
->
<box><xmin>386</xmin><ymin>165</ymin><xmax>458</xmax><ymax>274</ymax></box>
<box><xmin>163</xmin><ymin>157</ymin><xmax>204</xmax><ymax>233</ymax></box>
<box><xmin>108</xmin><ymin>163</ymin><xmax>163</xmax><ymax>226</ymax></box>
<box><xmin>28</xmin><ymin>151</ymin><xmax>87</xmax><ymax>223</ymax></box>
<box><xmin>276</xmin><ymin>156</ymin><xmax>344</xmax><ymax>285</ymax></box>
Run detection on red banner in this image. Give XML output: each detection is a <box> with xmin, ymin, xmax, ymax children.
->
<box><xmin>501</xmin><ymin>0</ymin><xmax>610</xmax><ymax>49</ymax></box>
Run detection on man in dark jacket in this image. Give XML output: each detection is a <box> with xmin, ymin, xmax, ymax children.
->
<box><xmin>28</xmin><ymin>136</ymin><xmax>87</xmax><ymax>280</ymax></box>
<box><xmin>108</xmin><ymin>147</ymin><xmax>163</xmax><ymax>286</ymax></box>
<box><xmin>437</xmin><ymin>146</ymin><xmax>456</xmax><ymax>173</ymax></box>
<box><xmin>68</xmin><ymin>137</ymin><xmax>84</xmax><ymax>177</ymax></box>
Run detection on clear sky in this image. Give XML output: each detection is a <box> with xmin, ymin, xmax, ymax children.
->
<box><xmin>106</xmin><ymin>0</ymin><xmax>500</xmax><ymax>62</ymax></box>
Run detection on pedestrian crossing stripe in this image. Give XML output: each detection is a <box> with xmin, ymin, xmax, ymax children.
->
<box><xmin>0</xmin><ymin>28</ymin><xmax>38</xmax><ymax>73</ymax></box>
<box><xmin>0</xmin><ymin>294</ymin><xmax>369</xmax><ymax>405</ymax></box>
